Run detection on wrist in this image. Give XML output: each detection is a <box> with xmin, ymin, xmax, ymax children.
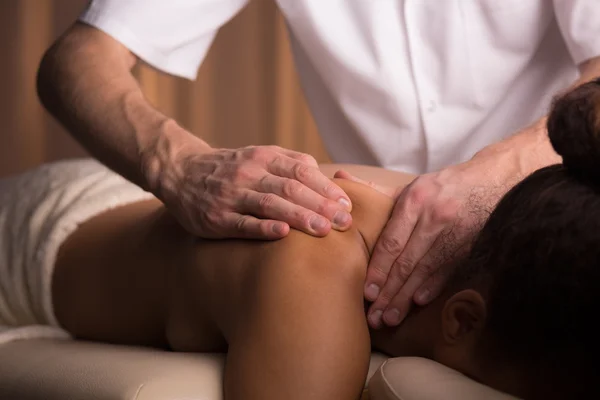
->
<box><xmin>140</xmin><ymin>118</ymin><xmax>213</xmax><ymax>197</ymax></box>
<box><xmin>468</xmin><ymin>145</ymin><xmax>524</xmax><ymax>186</ymax></box>
<box><xmin>470</xmin><ymin>118</ymin><xmax>559</xmax><ymax>181</ymax></box>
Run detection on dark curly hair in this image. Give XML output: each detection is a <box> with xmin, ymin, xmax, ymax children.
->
<box><xmin>455</xmin><ymin>78</ymin><xmax>600</xmax><ymax>398</ymax></box>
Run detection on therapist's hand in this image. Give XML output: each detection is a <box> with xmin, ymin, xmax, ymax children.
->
<box><xmin>361</xmin><ymin>155</ymin><xmax>516</xmax><ymax>329</ymax></box>
<box><xmin>149</xmin><ymin>144</ymin><xmax>353</xmax><ymax>239</ymax></box>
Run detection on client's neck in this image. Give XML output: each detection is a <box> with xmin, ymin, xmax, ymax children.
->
<box><xmin>368</xmin><ymin>302</ymin><xmax>443</xmax><ymax>359</ymax></box>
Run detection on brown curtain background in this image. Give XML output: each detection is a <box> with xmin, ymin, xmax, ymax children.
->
<box><xmin>0</xmin><ymin>0</ymin><xmax>328</xmax><ymax>178</ymax></box>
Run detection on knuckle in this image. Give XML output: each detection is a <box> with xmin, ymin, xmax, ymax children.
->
<box><xmin>431</xmin><ymin>204</ymin><xmax>457</xmax><ymax>225</ymax></box>
<box><xmin>369</xmin><ymin>265</ymin><xmax>390</xmax><ymax>282</ymax></box>
<box><xmin>204</xmin><ymin>210</ymin><xmax>223</xmax><ymax>227</ymax></box>
<box><xmin>313</xmin><ymin>199</ymin><xmax>332</xmax><ymax>216</ymax></box>
<box><xmin>377</xmin><ymin>290</ymin><xmax>395</xmax><ymax>304</ymax></box>
<box><xmin>256</xmin><ymin>173</ymin><xmax>270</xmax><ymax>190</ymax></box>
<box><xmin>293</xmin><ymin>163</ymin><xmax>313</xmax><ymax>182</ymax></box>
<box><xmin>258</xmin><ymin>193</ymin><xmax>278</xmax><ymax>211</ymax></box>
<box><xmin>416</xmin><ymin>261</ymin><xmax>438</xmax><ymax>278</ymax></box>
<box><xmin>297</xmin><ymin>211</ymin><xmax>316</xmax><ymax>229</ymax></box>
<box><xmin>281</xmin><ymin>180</ymin><xmax>303</xmax><ymax>199</ymax></box>
<box><xmin>380</xmin><ymin>236</ymin><xmax>404</xmax><ymax>255</ymax></box>
<box><xmin>322</xmin><ymin>182</ymin><xmax>339</xmax><ymax>197</ymax></box>
<box><xmin>299</xmin><ymin>153</ymin><xmax>317</xmax><ymax>165</ymax></box>
<box><xmin>258</xmin><ymin>221</ymin><xmax>274</xmax><ymax>237</ymax></box>
<box><xmin>267</xmin><ymin>154</ymin><xmax>283</xmax><ymax>169</ymax></box>
<box><xmin>408</xmin><ymin>185</ymin><xmax>430</xmax><ymax>205</ymax></box>
<box><xmin>394</xmin><ymin>258</ymin><xmax>415</xmax><ymax>281</ymax></box>
<box><xmin>236</xmin><ymin>189</ymin><xmax>251</xmax><ymax>208</ymax></box>
<box><xmin>234</xmin><ymin>215</ymin><xmax>252</xmax><ymax>232</ymax></box>
<box><xmin>251</xmin><ymin>147</ymin><xmax>270</xmax><ymax>161</ymax></box>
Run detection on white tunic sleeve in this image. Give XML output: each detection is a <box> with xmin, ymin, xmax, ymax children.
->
<box><xmin>553</xmin><ymin>0</ymin><xmax>600</xmax><ymax>65</ymax></box>
<box><xmin>79</xmin><ymin>0</ymin><xmax>250</xmax><ymax>80</ymax></box>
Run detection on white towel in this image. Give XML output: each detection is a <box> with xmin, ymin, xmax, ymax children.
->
<box><xmin>0</xmin><ymin>159</ymin><xmax>154</xmax><ymax>344</ymax></box>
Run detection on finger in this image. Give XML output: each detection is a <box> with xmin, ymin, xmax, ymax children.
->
<box><xmin>333</xmin><ymin>170</ymin><xmax>377</xmax><ymax>187</ymax></box>
<box><xmin>243</xmin><ymin>190</ymin><xmax>332</xmax><ymax>236</ymax></box>
<box><xmin>364</xmin><ymin>189</ymin><xmax>419</xmax><ymax>302</ymax></box>
<box><xmin>334</xmin><ymin>169</ymin><xmax>398</xmax><ymax>198</ymax></box>
<box><xmin>377</xmin><ymin>219</ymin><xmax>445</xmax><ymax>326</ymax></box>
<box><xmin>333</xmin><ymin>169</ymin><xmax>355</xmax><ymax>180</ymax></box>
<box><xmin>413</xmin><ymin>259</ymin><xmax>455</xmax><ymax>306</ymax></box>
<box><xmin>367</xmin><ymin>297</ymin><xmax>416</xmax><ymax>330</ymax></box>
<box><xmin>268</xmin><ymin>155</ymin><xmax>352</xmax><ymax>211</ymax></box>
<box><xmin>401</xmin><ymin>220</ymin><xmax>464</xmax><ymax>306</ymax></box>
<box><xmin>366</xmin><ymin>217</ymin><xmax>441</xmax><ymax>328</ymax></box>
<box><xmin>221</xmin><ymin>212</ymin><xmax>290</xmax><ymax>240</ymax></box>
<box><xmin>257</xmin><ymin>174</ymin><xmax>352</xmax><ymax>231</ymax></box>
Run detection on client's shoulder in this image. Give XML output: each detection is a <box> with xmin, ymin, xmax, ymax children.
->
<box><xmin>332</xmin><ymin>178</ymin><xmax>395</xmax><ymax>254</ymax></box>
<box><xmin>333</xmin><ymin>178</ymin><xmax>395</xmax><ymax>216</ymax></box>
<box><xmin>258</xmin><ymin>179</ymin><xmax>396</xmax><ymax>277</ymax></box>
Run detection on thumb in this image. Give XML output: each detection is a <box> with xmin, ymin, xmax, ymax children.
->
<box><xmin>334</xmin><ymin>170</ymin><xmax>399</xmax><ymax>198</ymax></box>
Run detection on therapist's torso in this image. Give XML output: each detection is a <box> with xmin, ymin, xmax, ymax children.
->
<box><xmin>80</xmin><ymin>0</ymin><xmax>597</xmax><ymax>173</ymax></box>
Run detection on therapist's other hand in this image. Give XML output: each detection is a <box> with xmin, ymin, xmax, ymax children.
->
<box><xmin>362</xmin><ymin>159</ymin><xmax>510</xmax><ymax>329</ymax></box>
<box><xmin>149</xmin><ymin>144</ymin><xmax>353</xmax><ymax>240</ymax></box>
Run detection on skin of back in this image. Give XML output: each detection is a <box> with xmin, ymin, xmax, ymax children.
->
<box><xmin>52</xmin><ymin>175</ymin><xmax>408</xmax><ymax>400</ymax></box>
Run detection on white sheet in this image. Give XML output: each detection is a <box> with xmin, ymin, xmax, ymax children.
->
<box><xmin>0</xmin><ymin>159</ymin><xmax>154</xmax><ymax>344</ymax></box>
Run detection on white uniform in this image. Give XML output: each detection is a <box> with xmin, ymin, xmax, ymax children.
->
<box><xmin>80</xmin><ymin>0</ymin><xmax>600</xmax><ymax>173</ymax></box>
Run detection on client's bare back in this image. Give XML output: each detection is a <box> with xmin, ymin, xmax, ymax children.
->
<box><xmin>50</xmin><ymin>172</ymin><xmax>410</xmax><ymax>400</ymax></box>
<box><xmin>52</xmin><ymin>175</ymin><xmax>400</xmax><ymax>350</ymax></box>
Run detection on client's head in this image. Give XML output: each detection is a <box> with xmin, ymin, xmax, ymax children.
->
<box><xmin>386</xmin><ymin>78</ymin><xmax>600</xmax><ymax>399</ymax></box>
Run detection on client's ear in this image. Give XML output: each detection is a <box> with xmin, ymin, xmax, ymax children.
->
<box><xmin>441</xmin><ymin>289</ymin><xmax>487</xmax><ymax>344</ymax></box>
<box><xmin>433</xmin><ymin>289</ymin><xmax>487</xmax><ymax>377</ymax></box>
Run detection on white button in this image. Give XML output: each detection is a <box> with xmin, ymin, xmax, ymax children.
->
<box><xmin>426</xmin><ymin>100</ymin><xmax>437</xmax><ymax>113</ymax></box>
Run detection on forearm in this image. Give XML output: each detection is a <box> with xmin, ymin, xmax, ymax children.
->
<box><xmin>37</xmin><ymin>22</ymin><xmax>210</xmax><ymax>191</ymax></box>
<box><xmin>473</xmin><ymin>56</ymin><xmax>600</xmax><ymax>180</ymax></box>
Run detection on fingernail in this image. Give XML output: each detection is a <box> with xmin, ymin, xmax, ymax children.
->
<box><xmin>364</xmin><ymin>284</ymin><xmax>380</xmax><ymax>300</ymax></box>
<box><xmin>309</xmin><ymin>216</ymin><xmax>328</xmax><ymax>232</ymax></box>
<box><xmin>384</xmin><ymin>309</ymin><xmax>401</xmax><ymax>326</ymax></box>
<box><xmin>332</xmin><ymin>211</ymin><xmax>351</xmax><ymax>228</ymax></box>
<box><xmin>338</xmin><ymin>197</ymin><xmax>351</xmax><ymax>210</ymax></box>
<box><xmin>369</xmin><ymin>310</ymin><xmax>383</xmax><ymax>327</ymax></box>
<box><xmin>416</xmin><ymin>289</ymin><xmax>430</xmax><ymax>305</ymax></box>
<box><xmin>272</xmin><ymin>223</ymin><xmax>286</xmax><ymax>236</ymax></box>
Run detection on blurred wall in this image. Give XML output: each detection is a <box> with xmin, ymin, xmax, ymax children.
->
<box><xmin>0</xmin><ymin>0</ymin><xmax>327</xmax><ymax>178</ymax></box>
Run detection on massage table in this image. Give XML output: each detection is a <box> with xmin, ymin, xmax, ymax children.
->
<box><xmin>0</xmin><ymin>339</ymin><xmax>518</xmax><ymax>399</ymax></box>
